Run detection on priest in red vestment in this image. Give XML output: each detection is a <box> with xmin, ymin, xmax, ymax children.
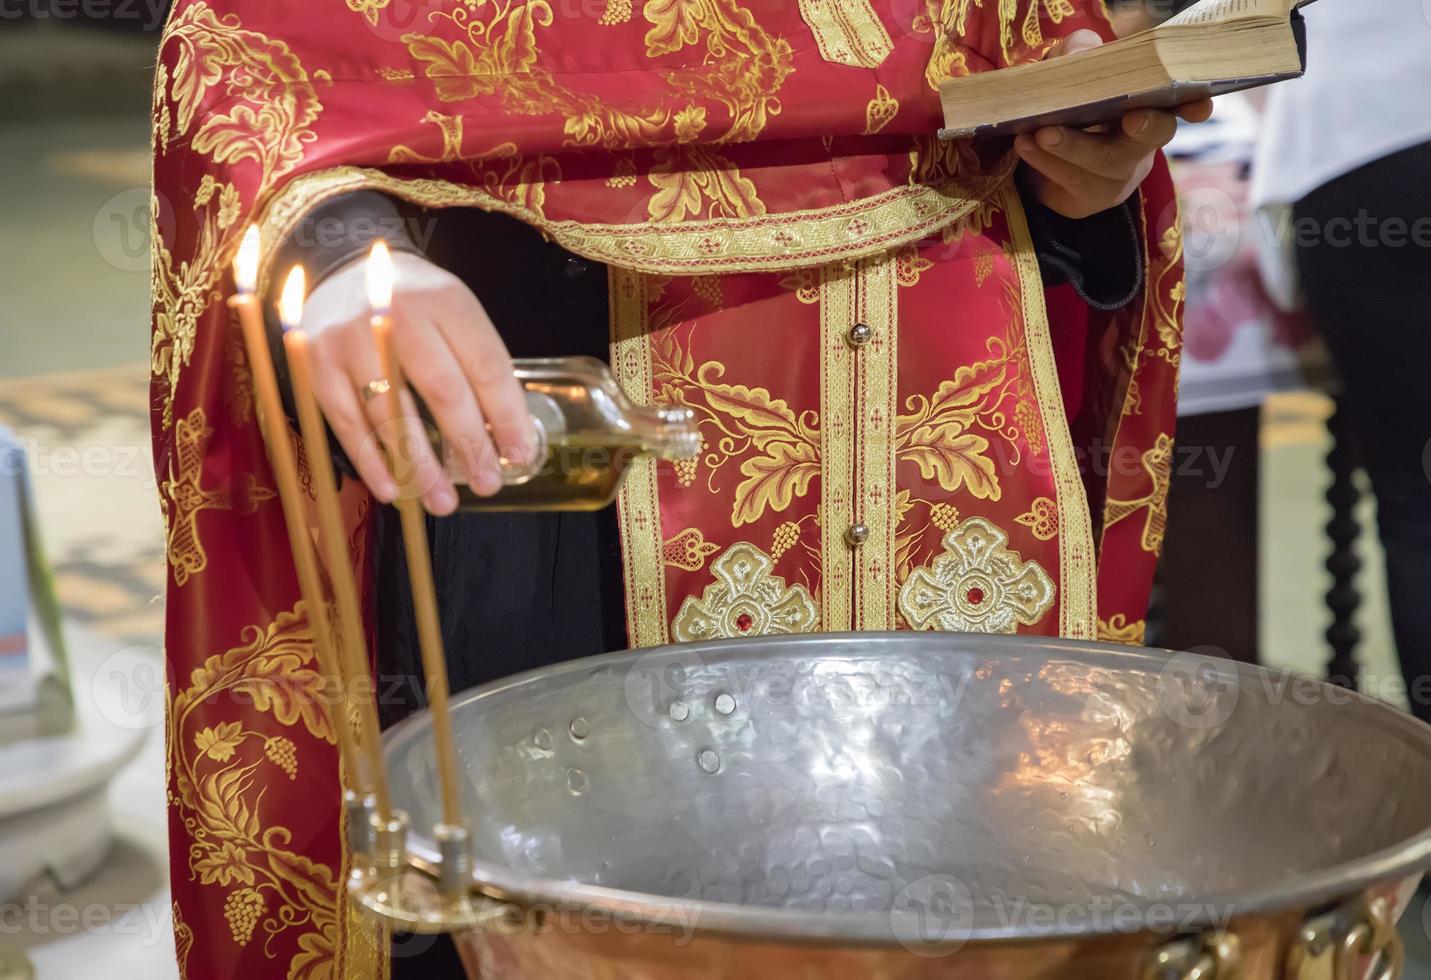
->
<box><xmin>150</xmin><ymin>0</ymin><xmax>1201</xmax><ymax>975</ymax></box>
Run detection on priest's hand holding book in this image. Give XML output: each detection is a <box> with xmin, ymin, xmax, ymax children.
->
<box><xmin>1016</xmin><ymin>29</ymin><xmax>1214</xmax><ymax>220</ymax></box>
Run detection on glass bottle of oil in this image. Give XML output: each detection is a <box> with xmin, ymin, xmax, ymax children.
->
<box><xmin>432</xmin><ymin>357</ymin><xmax>699</xmax><ymax>511</ymax></box>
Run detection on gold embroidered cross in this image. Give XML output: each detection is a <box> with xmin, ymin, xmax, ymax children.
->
<box><xmin>672</xmin><ymin>542</ymin><xmax>819</xmax><ymax>642</ymax></box>
<box><xmin>898</xmin><ymin>517</ymin><xmax>1055</xmax><ymax>634</ymax></box>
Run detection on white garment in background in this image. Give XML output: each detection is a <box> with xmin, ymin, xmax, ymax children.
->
<box><xmin>1251</xmin><ymin>0</ymin><xmax>1431</xmax><ymax>208</ymax></box>
<box><xmin>1249</xmin><ymin>0</ymin><xmax>1431</xmax><ymax>307</ymax></box>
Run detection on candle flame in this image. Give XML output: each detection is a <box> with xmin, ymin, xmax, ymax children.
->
<box><xmin>234</xmin><ymin>225</ymin><xmax>261</xmax><ymax>294</ymax></box>
<box><xmin>366</xmin><ymin>240</ymin><xmax>393</xmax><ymax>314</ymax></box>
<box><xmin>279</xmin><ymin>265</ymin><xmax>306</xmax><ymax>331</ymax></box>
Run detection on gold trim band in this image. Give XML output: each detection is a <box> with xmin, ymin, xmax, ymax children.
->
<box><xmin>253</xmin><ymin>162</ymin><xmax>1015</xmax><ymax>294</ymax></box>
<box><xmin>798</xmin><ymin>0</ymin><xmax>894</xmax><ymax>68</ymax></box>
<box><xmin>610</xmin><ymin>268</ymin><xmax>670</xmax><ymax>648</ymax></box>
<box><xmin>854</xmin><ymin>253</ymin><xmax>898</xmax><ymax>630</ymax></box>
<box><xmin>819</xmin><ymin>261</ymin><xmax>857</xmax><ymax>630</ymax></box>
<box><xmin>1002</xmin><ymin>186</ymin><xmax>1098</xmax><ymax>640</ymax></box>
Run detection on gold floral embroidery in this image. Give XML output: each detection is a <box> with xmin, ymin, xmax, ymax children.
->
<box><xmin>673</xmin><ymin>105</ymin><xmax>708</xmax><ymax>143</ymax></box>
<box><xmin>918</xmin><ymin>0</ymin><xmax>976</xmax><ymax>88</ymax></box>
<box><xmin>608</xmin><ymin>156</ymin><xmax>639</xmax><ymax>188</ymax></box>
<box><xmin>770</xmin><ymin>520</ymin><xmax>802</xmax><ymax>559</ymax></box>
<box><xmin>648</xmin><ymin>146</ymin><xmax>765</xmax><ymax>222</ymax></box>
<box><xmin>1153</xmin><ymin>221</ymin><xmax>1186</xmax><ymax>354</ymax></box>
<box><xmin>1014</xmin><ymin>398</ymin><xmax>1043</xmax><ymax>454</ymax></box>
<box><xmin>864</xmin><ymin>83</ymin><xmax>900</xmax><ymax>134</ymax></box>
<box><xmin>169</xmin><ymin>603</ymin><xmax>344</xmax><ymax>974</ymax></box>
<box><xmin>673</xmin><ymin>437</ymin><xmax>705</xmax><ymax>486</ymax></box>
<box><xmin>672</xmin><ymin>543</ymin><xmax>820</xmax><ymax>642</ymax></box>
<box><xmin>643</xmin><ymin>0</ymin><xmax>794</xmax><ymax>141</ymax></box>
<box><xmin>942</xmin><ymin>197</ymin><xmax>1001</xmax><ymax>249</ymax></box>
<box><xmin>162</xmin><ymin>408</ymin><xmax>276</xmax><ymax>588</ymax></box>
<box><xmin>1016</xmin><ymin>0</ymin><xmax>1076</xmax><ymax>48</ymax></box>
<box><xmin>224</xmin><ymin>316</ymin><xmax>254</xmax><ymax>428</ymax></box>
<box><xmin>1044</xmin><ymin>0</ymin><xmax>1075</xmax><ymax>21</ymax></box>
<box><xmin>387</xmin><ymin>111</ymin><xmax>466</xmax><ymax>164</ymax></box>
<box><xmin>195</xmin><ymin>721</ymin><xmax>244</xmax><ymax>762</ymax></box>
<box><xmin>403</xmin><ymin>3</ymin><xmax>554</xmax><ymax>105</ymax></box>
<box><xmin>779</xmin><ymin>267</ymin><xmax>822</xmax><ymax>304</ymax></box>
<box><xmin>399</xmin><ymin>0</ymin><xmax>792</xmax><ymax>151</ymax></box>
<box><xmin>1021</xmin><ymin>0</ymin><xmax>1042</xmax><ymax>45</ymax></box>
<box><xmin>599</xmin><ymin>0</ymin><xmax>632</xmax><ymax>23</ymax></box>
<box><xmin>974</xmin><ymin>250</ymin><xmax>996</xmax><ymax>286</ymax></box>
<box><xmin>651</xmin><ymin>350</ymin><xmax>821</xmax><ymax>528</ymax></box>
<box><xmin>347</xmin><ymin>0</ymin><xmax>389</xmax><ymax>26</ymax></box>
<box><xmin>1104</xmin><ymin>433</ymin><xmax>1173</xmax><ymax>553</ymax></box>
<box><xmin>264</xmin><ymin>734</ymin><xmax>299</xmax><ymax>779</ymax></box>
<box><xmin>1015</xmin><ymin>496</ymin><xmax>1058</xmax><ymax>540</ymax></box>
<box><xmin>894</xmin><ymin>347</ymin><xmax>1019</xmax><ymax>502</ymax></box>
<box><xmin>152</xmin><ymin>2</ymin><xmax>324</xmax><ymax>428</ymax></box>
<box><xmin>798</xmin><ymin>0</ymin><xmax>893</xmax><ymax>68</ymax></box>
<box><xmin>1098</xmin><ymin>614</ymin><xmax>1146</xmax><ymax>645</ymax></box>
<box><xmin>223</xmin><ymin>887</ymin><xmax>265</xmax><ymax>945</ymax></box>
<box><xmin>663</xmin><ymin>527</ymin><xmax>722</xmax><ymax>571</ymax></box>
<box><xmin>931</xmin><ymin>501</ymin><xmax>960</xmax><ymax>530</ymax></box>
<box><xmin>893</xmin><ymin>245</ymin><xmax>934</xmax><ymax>287</ymax></box>
<box><xmin>173</xmin><ymin>901</ymin><xmax>193</xmax><ymax>979</ymax></box>
<box><xmin>898</xmin><ymin>517</ymin><xmax>1056</xmax><ymax>633</ymax></box>
<box><xmin>194</xmin><ymin>840</ymin><xmax>253</xmax><ymax>887</ymax></box>
<box><xmin>691</xmin><ymin>275</ymin><xmax>723</xmax><ymax>308</ymax></box>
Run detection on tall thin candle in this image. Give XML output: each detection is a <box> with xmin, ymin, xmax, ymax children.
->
<box><xmin>279</xmin><ymin>266</ymin><xmax>392</xmax><ymax>817</ymax></box>
<box><xmin>367</xmin><ymin>241</ymin><xmax>464</xmax><ymax>830</ymax></box>
<box><xmin>228</xmin><ymin>227</ymin><xmax>364</xmax><ymax>793</ymax></box>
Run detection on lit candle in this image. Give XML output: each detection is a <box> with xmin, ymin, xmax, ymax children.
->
<box><xmin>279</xmin><ymin>266</ymin><xmax>391</xmax><ymax>816</ymax></box>
<box><xmin>228</xmin><ymin>227</ymin><xmax>365</xmax><ymax>793</ymax></box>
<box><xmin>367</xmin><ymin>241</ymin><xmax>464</xmax><ymax>829</ymax></box>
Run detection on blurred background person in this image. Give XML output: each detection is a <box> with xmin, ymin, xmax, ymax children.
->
<box><xmin>1252</xmin><ymin>0</ymin><xmax>1431</xmax><ymax>724</ymax></box>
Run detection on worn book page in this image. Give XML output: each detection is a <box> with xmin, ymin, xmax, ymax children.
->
<box><xmin>1165</xmin><ymin>0</ymin><xmax>1287</xmax><ymax>26</ymax></box>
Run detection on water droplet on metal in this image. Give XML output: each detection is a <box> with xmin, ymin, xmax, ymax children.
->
<box><xmin>668</xmin><ymin>700</ymin><xmax>690</xmax><ymax>722</ymax></box>
<box><xmin>533</xmin><ymin>728</ymin><xmax>553</xmax><ymax>751</ymax></box>
<box><xmin>713</xmin><ymin>692</ymin><xmax>736</xmax><ymax>715</ymax></box>
<box><xmin>569</xmin><ymin>717</ymin><xmax>590</xmax><ymax>740</ymax></box>
<box><xmin>567</xmin><ymin>768</ymin><xmax>588</xmax><ymax>795</ymax></box>
<box><xmin>697</xmin><ymin>749</ymin><xmax>720</xmax><ymax>773</ymax></box>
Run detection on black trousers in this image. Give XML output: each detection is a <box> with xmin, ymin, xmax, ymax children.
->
<box><xmin>1293</xmin><ymin>140</ymin><xmax>1431</xmax><ymax>725</ymax></box>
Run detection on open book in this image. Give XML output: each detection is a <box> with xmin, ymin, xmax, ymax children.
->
<box><xmin>938</xmin><ymin>0</ymin><xmax>1313</xmax><ymax>139</ymax></box>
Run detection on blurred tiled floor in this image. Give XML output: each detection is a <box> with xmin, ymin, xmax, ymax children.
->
<box><xmin>0</xmin><ymin>368</ymin><xmax>163</xmax><ymax>653</ymax></box>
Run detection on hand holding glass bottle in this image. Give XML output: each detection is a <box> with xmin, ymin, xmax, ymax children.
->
<box><xmin>292</xmin><ymin>249</ymin><xmax>538</xmax><ymax>514</ymax></box>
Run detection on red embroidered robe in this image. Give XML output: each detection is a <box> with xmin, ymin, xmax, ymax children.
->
<box><xmin>150</xmin><ymin>0</ymin><xmax>1183</xmax><ymax>975</ymax></box>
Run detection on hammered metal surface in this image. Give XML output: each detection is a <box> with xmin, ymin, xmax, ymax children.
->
<box><xmin>383</xmin><ymin>633</ymin><xmax>1431</xmax><ymax>945</ymax></box>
